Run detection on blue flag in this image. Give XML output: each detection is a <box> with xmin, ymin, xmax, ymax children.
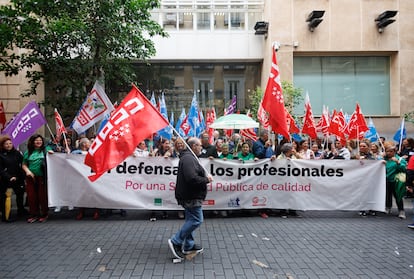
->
<box><xmin>175</xmin><ymin>108</ymin><xmax>187</xmax><ymax>137</ymax></box>
<box><xmin>197</xmin><ymin>110</ymin><xmax>206</xmax><ymax>137</ymax></box>
<box><xmin>187</xmin><ymin>92</ymin><xmax>200</xmax><ymax>137</ymax></box>
<box><xmin>150</xmin><ymin>92</ymin><xmax>156</xmax><ymax>107</ymax></box>
<box><xmin>157</xmin><ymin>93</ymin><xmax>172</xmax><ymax>140</ymax></box>
<box><xmin>393</xmin><ymin>118</ymin><xmax>406</xmax><ymax>143</ymax></box>
<box><xmin>364</xmin><ymin>117</ymin><xmax>379</xmax><ymax>142</ymax></box>
<box><xmin>170</xmin><ymin>111</ymin><xmax>174</xmax><ymax>128</ymax></box>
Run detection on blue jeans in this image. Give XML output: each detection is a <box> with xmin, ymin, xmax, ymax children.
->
<box><xmin>171</xmin><ymin>206</ymin><xmax>203</xmax><ymax>251</ymax></box>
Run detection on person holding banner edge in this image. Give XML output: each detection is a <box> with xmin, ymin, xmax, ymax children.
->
<box><xmin>168</xmin><ymin>137</ymin><xmax>213</xmax><ymax>260</ymax></box>
<box><xmin>22</xmin><ymin>134</ymin><xmax>53</xmax><ymax>223</ymax></box>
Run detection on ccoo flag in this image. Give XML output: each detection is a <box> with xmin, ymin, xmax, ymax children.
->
<box><xmin>2</xmin><ymin>101</ymin><xmax>47</xmax><ymax>147</ymax></box>
<box><xmin>261</xmin><ymin>49</ymin><xmax>290</xmax><ymax>139</ymax></box>
<box><xmin>84</xmin><ymin>84</ymin><xmax>169</xmax><ymax>182</ymax></box>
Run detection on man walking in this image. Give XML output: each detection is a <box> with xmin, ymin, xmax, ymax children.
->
<box><xmin>168</xmin><ymin>137</ymin><xmax>213</xmax><ymax>259</ymax></box>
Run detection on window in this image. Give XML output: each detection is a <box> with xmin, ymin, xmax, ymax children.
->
<box><xmin>197</xmin><ymin>12</ymin><xmax>210</xmax><ymax>30</ymax></box>
<box><xmin>293</xmin><ymin>56</ymin><xmax>390</xmax><ymax>116</ymax></box>
<box><xmin>230</xmin><ymin>12</ymin><xmax>244</xmax><ymax>30</ymax></box>
<box><xmin>163</xmin><ymin>12</ymin><xmax>177</xmax><ymax>30</ymax></box>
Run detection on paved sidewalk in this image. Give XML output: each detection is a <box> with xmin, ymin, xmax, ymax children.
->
<box><xmin>1</xmin><ymin>207</ymin><xmax>414</xmax><ymax>279</ymax></box>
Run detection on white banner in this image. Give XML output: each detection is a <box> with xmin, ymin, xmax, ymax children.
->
<box><xmin>47</xmin><ymin>154</ymin><xmax>386</xmax><ymax>212</ymax></box>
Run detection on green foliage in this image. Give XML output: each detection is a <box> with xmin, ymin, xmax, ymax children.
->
<box><xmin>0</xmin><ymin>0</ymin><xmax>167</xmax><ymax>120</ymax></box>
<box><xmin>404</xmin><ymin>111</ymin><xmax>414</xmax><ymax>124</ymax></box>
<box><xmin>248</xmin><ymin>81</ymin><xmax>303</xmax><ymax>120</ymax></box>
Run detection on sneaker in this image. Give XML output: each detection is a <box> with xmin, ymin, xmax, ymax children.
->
<box><xmin>385</xmin><ymin>208</ymin><xmax>392</xmax><ymax>214</ymax></box>
<box><xmin>93</xmin><ymin>211</ymin><xmax>100</xmax><ymax>220</ymax></box>
<box><xmin>27</xmin><ymin>217</ymin><xmax>38</xmax><ymax>223</ymax></box>
<box><xmin>360</xmin><ymin>211</ymin><xmax>367</xmax><ymax>217</ymax></box>
<box><xmin>260</xmin><ymin>212</ymin><xmax>268</xmax><ymax>219</ymax></box>
<box><xmin>220</xmin><ymin>211</ymin><xmax>228</xmax><ymax>217</ymax></box>
<box><xmin>76</xmin><ymin>212</ymin><xmax>83</xmax><ymax>220</ymax></box>
<box><xmin>408</xmin><ymin>223</ymin><xmax>414</xmax><ymax>229</ymax></box>
<box><xmin>289</xmin><ymin>211</ymin><xmax>301</xmax><ymax>218</ymax></box>
<box><xmin>54</xmin><ymin>207</ymin><xmax>61</xmax><ymax>213</ymax></box>
<box><xmin>168</xmin><ymin>239</ymin><xmax>184</xmax><ymax>259</ymax></box>
<box><xmin>182</xmin><ymin>244</ymin><xmax>204</xmax><ymax>255</ymax></box>
<box><xmin>38</xmin><ymin>216</ymin><xmax>48</xmax><ymax>223</ymax></box>
<box><xmin>398</xmin><ymin>210</ymin><xmax>406</xmax><ymax>219</ymax></box>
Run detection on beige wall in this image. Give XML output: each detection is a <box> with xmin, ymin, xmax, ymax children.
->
<box><xmin>262</xmin><ymin>0</ymin><xmax>413</xmax><ymax>137</ymax></box>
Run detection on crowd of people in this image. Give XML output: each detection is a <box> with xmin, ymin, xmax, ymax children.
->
<box><xmin>0</xmin><ymin>129</ymin><xmax>413</xmax><ymax>229</ymax></box>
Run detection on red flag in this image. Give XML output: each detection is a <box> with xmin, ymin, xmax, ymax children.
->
<box><xmin>328</xmin><ymin>109</ymin><xmax>346</xmax><ymax>140</ymax></box>
<box><xmin>54</xmin><ymin>108</ymin><xmax>67</xmax><ymax>142</ymax></box>
<box><xmin>257</xmin><ymin>101</ymin><xmax>270</xmax><ymax>129</ymax></box>
<box><xmin>240</xmin><ymin>128</ymin><xmax>258</xmax><ymax>141</ymax></box>
<box><xmin>343</xmin><ymin>103</ymin><xmax>369</xmax><ymax>140</ymax></box>
<box><xmin>206</xmin><ymin>107</ymin><xmax>216</xmax><ymax>144</ymax></box>
<box><xmin>261</xmin><ymin>50</ymin><xmax>289</xmax><ymax>139</ymax></box>
<box><xmin>315</xmin><ymin>105</ymin><xmax>330</xmax><ymax>136</ymax></box>
<box><xmin>240</xmin><ymin>110</ymin><xmax>258</xmax><ymax>141</ymax></box>
<box><xmin>0</xmin><ymin>101</ymin><xmax>6</xmax><ymax>132</ymax></box>
<box><xmin>179</xmin><ymin>114</ymin><xmax>191</xmax><ymax>135</ymax></box>
<box><xmin>301</xmin><ymin>94</ymin><xmax>317</xmax><ymax>139</ymax></box>
<box><xmin>285</xmin><ymin>108</ymin><xmax>300</xmax><ymax>134</ymax></box>
<box><xmin>85</xmin><ymin>84</ymin><xmax>169</xmax><ymax>182</ymax></box>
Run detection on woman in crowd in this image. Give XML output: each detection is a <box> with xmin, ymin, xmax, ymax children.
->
<box><xmin>384</xmin><ymin>143</ymin><xmax>407</xmax><ymax>219</ymax></box>
<box><xmin>370</xmin><ymin>142</ymin><xmax>384</xmax><ymax>160</ymax></box>
<box><xmin>311</xmin><ymin>143</ymin><xmax>323</xmax><ymax>159</ymax></box>
<box><xmin>55</xmin><ymin>136</ymin><xmax>74</xmax><ymax>154</ymax></box>
<box><xmin>153</xmin><ymin>138</ymin><xmax>172</xmax><ymax>157</ymax></box>
<box><xmin>219</xmin><ymin>143</ymin><xmax>233</xmax><ymax>160</ymax></box>
<box><xmin>0</xmin><ymin>136</ymin><xmax>27</xmax><ymax>222</ymax></box>
<box><xmin>236</xmin><ymin>142</ymin><xmax>257</xmax><ymax>162</ymax></box>
<box><xmin>171</xmin><ymin>138</ymin><xmax>185</xmax><ymax>158</ymax></box>
<box><xmin>298</xmin><ymin>140</ymin><xmax>315</xmax><ymax>159</ymax></box>
<box><xmin>22</xmin><ymin>134</ymin><xmax>53</xmax><ymax>223</ymax></box>
<box><xmin>399</xmin><ymin>137</ymin><xmax>414</xmax><ymax>161</ymax></box>
<box><xmin>133</xmin><ymin>140</ymin><xmax>150</xmax><ymax>157</ymax></box>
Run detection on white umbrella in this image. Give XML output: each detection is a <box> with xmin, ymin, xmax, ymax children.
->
<box><xmin>209</xmin><ymin>114</ymin><xmax>259</xmax><ymax>129</ymax></box>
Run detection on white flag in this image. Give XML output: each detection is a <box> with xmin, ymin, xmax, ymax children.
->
<box><xmin>70</xmin><ymin>81</ymin><xmax>114</xmax><ymax>134</ymax></box>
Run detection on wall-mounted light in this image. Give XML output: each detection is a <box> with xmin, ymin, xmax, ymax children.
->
<box><xmin>306</xmin><ymin>10</ymin><xmax>325</xmax><ymax>32</ymax></box>
<box><xmin>254</xmin><ymin>21</ymin><xmax>269</xmax><ymax>36</ymax></box>
<box><xmin>375</xmin><ymin>10</ymin><xmax>398</xmax><ymax>33</ymax></box>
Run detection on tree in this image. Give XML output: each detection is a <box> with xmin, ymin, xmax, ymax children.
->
<box><xmin>0</xmin><ymin>0</ymin><xmax>167</xmax><ymax>122</ymax></box>
<box><xmin>249</xmin><ymin>81</ymin><xmax>303</xmax><ymax>121</ymax></box>
<box><xmin>404</xmin><ymin>111</ymin><xmax>414</xmax><ymax>124</ymax></box>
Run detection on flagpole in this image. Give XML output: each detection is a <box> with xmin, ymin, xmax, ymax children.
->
<box><xmin>398</xmin><ymin>118</ymin><xmax>404</xmax><ymax>153</ymax></box>
<box><xmin>45</xmin><ymin>123</ymin><xmax>60</xmax><ymax>149</ymax></box>
<box><xmin>170</xmin><ymin>124</ymin><xmax>211</xmax><ymax>177</ymax></box>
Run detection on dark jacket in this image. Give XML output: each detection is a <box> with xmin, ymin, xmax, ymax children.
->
<box><xmin>175</xmin><ymin>149</ymin><xmax>209</xmax><ymax>204</ymax></box>
<box><xmin>0</xmin><ymin>148</ymin><xmax>25</xmax><ymax>187</ymax></box>
<box><xmin>199</xmin><ymin>144</ymin><xmax>218</xmax><ymax>158</ymax></box>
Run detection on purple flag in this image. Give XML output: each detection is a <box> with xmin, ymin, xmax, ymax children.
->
<box><xmin>2</xmin><ymin>101</ymin><xmax>47</xmax><ymax>146</ymax></box>
<box><xmin>226</xmin><ymin>95</ymin><xmax>237</xmax><ymax>115</ymax></box>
